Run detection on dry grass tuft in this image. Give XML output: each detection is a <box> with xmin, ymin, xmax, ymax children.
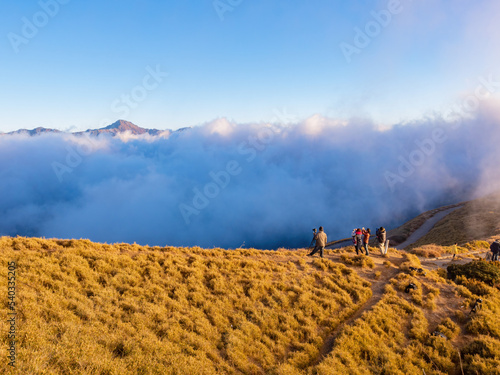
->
<box><xmin>340</xmin><ymin>254</ymin><xmax>375</xmax><ymax>269</ymax></box>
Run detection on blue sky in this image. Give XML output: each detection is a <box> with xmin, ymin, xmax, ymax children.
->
<box><xmin>1</xmin><ymin>0</ymin><xmax>499</xmax><ymax>132</ymax></box>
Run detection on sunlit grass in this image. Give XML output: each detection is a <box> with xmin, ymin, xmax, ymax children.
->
<box><xmin>1</xmin><ymin>237</ymin><xmax>499</xmax><ymax>374</ymax></box>
<box><xmin>0</xmin><ymin>236</ymin><xmax>371</xmax><ymax>374</ymax></box>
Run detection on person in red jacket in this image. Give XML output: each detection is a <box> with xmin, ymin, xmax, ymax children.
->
<box><xmin>362</xmin><ymin>228</ymin><xmax>371</xmax><ymax>256</ymax></box>
<box><xmin>355</xmin><ymin>228</ymin><xmax>363</xmax><ymax>255</ymax></box>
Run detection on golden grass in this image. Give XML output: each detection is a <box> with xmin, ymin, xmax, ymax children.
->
<box><xmin>314</xmin><ymin>257</ymin><xmax>500</xmax><ymax>375</ymax></box>
<box><xmin>1</xmin><ymin>238</ymin><xmax>500</xmax><ymax>374</ymax></box>
<box><xmin>314</xmin><ymin>292</ymin><xmax>453</xmax><ymax>374</ymax></box>
<box><xmin>339</xmin><ymin>254</ymin><xmax>375</xmax><ymax>269</ymax></box>
<box><xmin>0</xmin><ymin>236</ymin><xmax>372</xmax><ymax>375</ymax></box>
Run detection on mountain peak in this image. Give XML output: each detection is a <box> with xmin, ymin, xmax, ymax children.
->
<box><xmin>103</xmin><ymin>120</ymin><xmax>142</xmax><ymax>131</ymax></box>
<box><xmin>86</xmin><ymin>120</ymin><xmax>162</xmax><ymax>136</ymax></box>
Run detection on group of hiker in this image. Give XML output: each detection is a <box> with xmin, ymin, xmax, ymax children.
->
<box><xmin>307</xmin><ymin>226</ymin><xmax>390</xmax><ymax>258</ymax></box>
<box><xmin>352</xmin><ymin>228</ymin><xmax>370</xmax><ymax>255</ymax></box>
<box><xmin>351</xmin><ymin>227</ymin><xmax>390</xmax><ymax>256</ymax></box>
<box><xmin>306</xmin><ymin>226</ymin><xmax>500</xmax><ymax>262</ymax></box>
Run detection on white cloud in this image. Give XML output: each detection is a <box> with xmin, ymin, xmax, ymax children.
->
<box><xmin>0</xmin><ymin>107</ymin><xmax>498</xmax><ymax>248</ymax></box>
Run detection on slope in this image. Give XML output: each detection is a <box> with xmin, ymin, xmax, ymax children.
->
<box><xmin>1</xmin><ymin>237</ymin><xmax>499</xmax><ymax>374</ymax></box>
<box><xmin>405</xmin><ymin>192</ymin><xmax>500</xmax><ymax>250</ymax></box>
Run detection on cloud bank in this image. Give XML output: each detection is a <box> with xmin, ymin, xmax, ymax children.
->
<box><xmin>1</xmin><ymin>106</ymin><xmax>499</xmax><ymax>249</ymax></box>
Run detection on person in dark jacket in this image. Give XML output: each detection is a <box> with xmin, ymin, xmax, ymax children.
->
<box><xmin>308</xmin><ymin>227</ymin><xmax>327</xmax><ymax>258</ymax></box>
<box><xmin>490</xmin><ymin>240</ymin><xmax>500</xmax><ymax>261</ymax></box>
<box><xmin>355</xmin><ymin>228</ymin><xmax>363</xmax><ymax>255</ymax></box>
<box><xmin>376</xmin><ymin>227</ymin><xmax>387</xmax><ymax>255</ymax></box>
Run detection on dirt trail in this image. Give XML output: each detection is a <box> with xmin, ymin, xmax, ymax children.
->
<box><xmin>324</xmin><ymin>205</ymin><xmax>463</xmax><ymax>252</ymax></box>
<box><xmin>310</xmin><ymin>253</ymin><xmax>404</xmax><ymax>366</ymax></box>
<box><xmin>396</xmin><ymin>206</ymin><xmax>463</xmax><ymax>249</ymax></box>
<box><xmin>420</xmin><ymin>250</ymin><xmax>487</xmax><ymax>270</ymax></box>
<box><xmin>307</xmin><ymin>247</ymin><xmax>489</xmax><ymax>367</ymax></box>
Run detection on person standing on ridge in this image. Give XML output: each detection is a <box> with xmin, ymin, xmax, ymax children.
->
<box><xmin>308</xmin><ymin>226</ymin><xmax>327</xmax><ymax>258</ymax></box>
<box><xmin>490</xmin><ymin>239</ymin><xmax>500</xmax><ymax>261</ymax></box>
<box><xmin>351</xmin><ymin>228</ymin><xmax>357</xmax><ymax>248</ymax></box>
<box><xmin>362</xmin><ymin>228</ymin><xmax>371</xmax><ymax>256</ymax></box>
<box><xmin>355</xmin><ymin>228</ymin><xmax>363</xmax><ymax>255</ymax></box>
<box><xmin>376</xmin><ymin>227</ymin><xmax>387</xmax><ymax>255</ymax></box>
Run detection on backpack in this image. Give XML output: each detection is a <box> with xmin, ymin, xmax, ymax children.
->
<box><xmin>490</xmin><ymin>241</ymin><xmax>500</xmax><ymax>253</ymax></box>
<box><xmin>376</xmin><ymin>229</ymin><xmax>384</xmax><ymax>242</ymax></box>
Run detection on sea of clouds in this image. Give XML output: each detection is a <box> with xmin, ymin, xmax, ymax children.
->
<box><xmin>1</xmin><ymin>105</ymin><xmax>499</xmax><ymax>249</ymax></box>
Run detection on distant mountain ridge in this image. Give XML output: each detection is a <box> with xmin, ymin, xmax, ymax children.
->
<box><xmin>5</xmin><ymin>127</ymin><xmax>62</xmax><ymax>136</ymax></box>
<box><xmin>1</xmin><ymin>120</ymin><xmax>186</xmax><ymax>137</ymax></box>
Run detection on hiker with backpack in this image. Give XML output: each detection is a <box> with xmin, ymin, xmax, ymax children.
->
<box><xmin>307</xmin><ymin>226</ymin><xmax>327</xmax><ymax>258</ymax></box>
<box><xmin>376</xmin><ymin>227</ymin><xmax>387</xmax><ymax>255</ymax></box>
<box><xmin>351</xmin><ymin>228</ymin><xmax>357</xmax><ymax>248</ymax></box>
<box><xmin>355</xmin><ymin>228</ymin><xmax>363</xmax><ymax>255</ymax></box>
<box><xmin>362</xmin><ymin>228</ymin><xmax>371</xmax><ymax>256</ymax></box>
<box><xmin>490</xmin><ymin>239</ymin><xmax>500</xmax><ymax>261</ymax></box>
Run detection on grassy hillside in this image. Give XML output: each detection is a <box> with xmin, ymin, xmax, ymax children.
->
<box><xmin>387</xmin><ymin>203</ymin><xmax>463</xmax><ymax>246</ymax></box>
<box><xmin>317</xmin><ymin>253</ymin><xmax>500</xmax><ymax>374</ymax></box>
<box><xmin>0</xmin><ymin>237</ymin><xmax>372</xmax><ymax>374</ymax></box>
<box><xmin>1</xmin><ymin>237</ymin><xmax>500</xmax><ymax>374</ymax></box>
<box><xmin>406</xmin><ymin>192</ymin><xmax>500</xmax><ymax>250</ymax></box>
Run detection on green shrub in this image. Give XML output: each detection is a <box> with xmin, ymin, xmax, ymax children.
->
<box><xmin>447</xmin><ymin>260</ymin><xmax>500</xmax><ymax>286</ymax></box>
